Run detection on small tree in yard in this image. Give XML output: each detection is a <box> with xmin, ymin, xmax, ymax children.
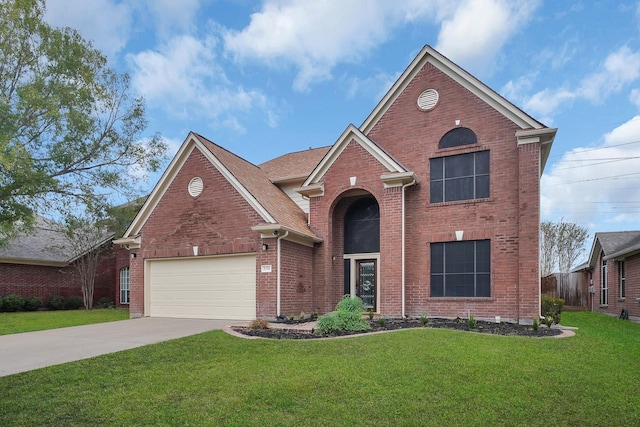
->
<box><xmin>56</xmin><ymin>215</ymin><xmax>113</xmax><ymax>309</ymax></box>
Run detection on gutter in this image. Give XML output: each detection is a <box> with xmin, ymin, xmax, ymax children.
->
<box><xmin>401</xmin><ymin>178</ymin><xmax>417</xmax><ymax>318</ymax></box>
<box><xmin>276</xmin><ymin>230</ymin><xmax>289</xmax><ymax>317</ymax></box>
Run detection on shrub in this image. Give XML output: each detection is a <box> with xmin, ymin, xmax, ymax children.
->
<box><xmin>48</xmin><ymin>295</ymin><xmax>66</xmax><ymax>310</ymax></box>
<box><xmin>541</xmin><ymin>296</ymin><xmax>564</xmax><ymax>325</ymax></box>
<box><xmin>377</xmin><ymin>316</ymin><xmax>387</xmax><ymax>327</ymax></box>
<box><xmin>24</xmin><ymin>296</ymin><xmax>43</xmax><ymax>311</ymax></box>
<box><xmin>532</xmin><ymin>318</ymin><xmax>540</xmax><ymax>331</ymax></box>
<box><xmin>419</xmin><ymin>312</ymin><xmax>429</xmax><ymax>326</ymax></box>
<box><xmin>336</xmin><ymin>295</ymin><xmax>365</xmax><ymax>313</ymax></box>
<box><xmin>316</xmin><ymin>308</ymin><xmax>371</xmax><ymax>335</ymax></box>
<box><xmin>65</xmin><ymin>296</ymin><xmax>84</xmax><ymax>310</ymax></box>
<box><xmin>467</xmin><ymin>315</ymin><xmax>477</xmax><ymax>329</ymax></box>
<box><xmin>0</xmin><ymin>296</ymin><xmax>3</xmax><ymax>311</ymax></box>
<box><xmin>249</xmin><ymin>319</ymin><xmax>269</xmax><ymax>330</ymax></box>
<box><xmin>2</xmin><ymin>294</ymin><xmax>25</xmax><ymax>312</ymax></box>
<box><xmin>96</xmin><ymin>297</ymin><xmax>114</xmax><ymax>309</ymax></box>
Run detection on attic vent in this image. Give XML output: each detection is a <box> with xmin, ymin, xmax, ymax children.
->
<box><xmin>188</xmin><ymin>177</ymin><xmax>203</xmax><ymax>197</ymax></box>
<box><xmin>417</xmin><ymin>89</ymin><xmax>439</xmax><ymax>111</ymax></box>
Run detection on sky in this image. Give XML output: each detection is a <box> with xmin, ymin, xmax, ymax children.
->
<box><xmin>43</xmin><ymin>0</ymin><xmax>640</xmax><ymax>244</ymax></box>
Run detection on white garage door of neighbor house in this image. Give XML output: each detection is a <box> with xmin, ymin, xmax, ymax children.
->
<box><xmin>148</xmin><ymin>254</ymin><xmax>256</xmax><ymax>320</ymax></box>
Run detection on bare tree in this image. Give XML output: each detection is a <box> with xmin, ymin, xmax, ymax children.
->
<box><xmin>540</xmin><ymin>220</ymin><xmax>589</xmax><ymax>274</ymax></box>
<box><xmin>540</xmin><ymin>221</ymin><xmax>558</xmax><ymax>276</ymax></box>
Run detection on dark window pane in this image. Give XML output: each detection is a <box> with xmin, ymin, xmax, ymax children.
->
<box><xmin>431</xmin><ymin>243</ymin><xmax>444</xmax><ymax>273</ymax></box>
<box><xmin>475</xmin><ymin>175</ymin><xmax>490</xmax><ymax>199</ymax></box>
<box><xmin>445</xmin><ymin>154</ymin><xmax>474</xmax><ymax>178</ymax></box>
<box><xmin>430</xmin><ymin>180</ymin><xmax>443</xmax><ymax>203</ymax></box>
<box><xmin>475</xmin><ymin>151</ymin><xmax>490</xmax><ymax>174</ymax></box>
<box><xmin>445</xmin><ymin>177</ymin><xmax>474</xmax><ymax>201</ymax></box>
<box><xmin>476</xmin><ymin>274</ymin><xmax>491</xmax><ymax>297</ymax></box>
<box><xmin>430</xmin><ymin>275</ymin><xmax>444</xmax><ymax>297</ymax></box>
<box><xmin>476</xmin><ymin>240</ymin><xmax>491</xmax><ymax>272</ymax></box>
<box><xmin>430</xmin><ymin>158</ymin><xmax>443</xmax><ymax>180</ymax></box>
<box><xmin>439</xmin><ymin>128</ymin><xmax>478</xmax><ymax>149</ymax></box>
<box><xmin>345</xmin><ymin>197</ymin><xmax>380</xmax><ymax>254</ymax></box>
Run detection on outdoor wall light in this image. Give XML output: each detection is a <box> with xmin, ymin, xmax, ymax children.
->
<box><xmin>262</xmin><ymin>244</ymin><xmax>269</xmax><ymax>251</ymax></box>
<box><xmin>130</xmin><ymin>252</ymin><xmax>137</xmax><ymax>258</ymax></box>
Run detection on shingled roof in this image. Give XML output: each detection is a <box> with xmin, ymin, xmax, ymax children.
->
<box><xmin>585</xmin><ymin>230</ymin><xmax>640</xmax><ymax>268</ymax></box>
<box><xmin>259</xmin><ymin>146</ymin><xmax>330</xmax><ymax>182</ymax></box>
<box><xmin>194</xmin><ymin>134</ymin><xmax>319</xmax><ymax>241</ymax></box>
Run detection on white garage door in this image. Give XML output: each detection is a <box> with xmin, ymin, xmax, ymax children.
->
<box><xmin>148</xmin><ymin>254</ymin><xmax>256</xmax><ymax>320</ymax></box>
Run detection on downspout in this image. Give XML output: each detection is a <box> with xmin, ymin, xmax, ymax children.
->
<box><xmin>401</xmin><ymin>179</ymin><xmax>417</xmax><ymax>318</ymax></box>
<box><xmin>276</xmin><ymin>230</ymin><xmax>289</xmax><ymax>317</ymax></box>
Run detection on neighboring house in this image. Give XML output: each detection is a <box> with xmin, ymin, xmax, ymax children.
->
<box><xmin>115</xmin><ymin>45</ymin><xmax>556</xmax><ymax>323</ymax></box>
<box><xmin>0</xmin><ymin>216</ymin><xmax>130</xmax><ymax>307</ymax></box>
<box><xmin>574</xmin><ymin>231</ymin><xmax>640</xmax><ymax>320</ymax></box>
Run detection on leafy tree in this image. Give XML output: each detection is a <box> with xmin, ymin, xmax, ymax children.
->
<box><xmin>540</xmin><ymin>220</ymin><xmax>589</xmax><ymax>275</ymax></box>
<box><xmin>0</xmin><ymin>0</ymin><xmax>166</xmax><ymax>243</ymax></box>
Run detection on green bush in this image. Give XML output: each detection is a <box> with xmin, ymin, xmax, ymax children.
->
<box><xmin>24</xmin><ymin>296</ymin><xmax>43</xmax><ymax>311</ymax></box>
<box><xmin>541</xmin><ymin>296</ymin><xmax>564</xmax><ymax>325</ymax></box>
<box><xmin>96</xmin><ymin>297</ymin><xmax>114</xmax><ymax>308</ymax></box>
<box><xmin>336</xmin><ymin>295</ymin><xmax>365</xmax><ymax>313</ymax></box>
<box><xmin>2</xmin><ymin>294</ymin><xmax>25</xmax><ymax>312</ymax></box>
<box><xmin>316</xmin><ymin>296</ymin><xmax>371</xmax><ymax>335</ymax></box>
<box><xmin>48</xmin><ymin>295</ymin><xmax>66</xmax><ymax>310</ymax></box>
<box><xmin>65</xmin><ymin>296</ymin><xmax>84</xmax><ymax>310</ymax></box>
<box><xmin>0</xmin><ymin>295</ymin><xmax>3</xmax><ymax>311</ymax></box>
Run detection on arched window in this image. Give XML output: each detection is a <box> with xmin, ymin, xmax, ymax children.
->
<box><xmin>438</xmin><ymin>127</ymin><xmax>477</xmax><ymax>149</ymax></box>
<box><xmin>120</xmin><ymin>267</ymin><xmax>130</xmax><ymax>304</ymax></box>
<box><xmin>344</xmin><ymin>197</ymin><xmax>379</xmax><ymax>254</ymax></box>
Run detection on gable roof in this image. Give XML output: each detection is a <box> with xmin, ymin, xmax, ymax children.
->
<box><xmin>586</xmin><ymin>231</ymin><xmax>640</xmax><ymax>268</ymax></box>
<box><xmin>360</xmin><ymin>45</ymin><xmax>556</xmax><ymax>172</ymax></box>
<box><xmin>118</xmin><ymin>132</ymin><xmax>320</xmax><ymax>248</ymax></box>
<box><xmin>260</xmin><ymin>146</ymin><xmax>331</xmax><ymax>183</ymax></box>
<box><xmin>0</xmin><ymin>217</ymin><xmax>113</xmax><ymax>267</ymax></box>
<box><xmin>301</xmin><ymin>124</ymin><xmax>414</xmax><ymax>189</ymax></box>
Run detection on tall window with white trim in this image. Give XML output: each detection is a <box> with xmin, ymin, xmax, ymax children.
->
<box><xmin>600</xmin><ymin>254</ymin><xmax>608</xmax><ymax>306</ymax></box>
<box><xmin>120</xmin><ymin>266</ymin><xmax>130</xmax><ymax>304</ymax></box>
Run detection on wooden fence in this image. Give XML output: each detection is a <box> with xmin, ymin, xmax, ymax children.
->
<box><xmin>541</xmin><ymin>273</ymin><xmax>588</xmax><ymax>308</ymax></box>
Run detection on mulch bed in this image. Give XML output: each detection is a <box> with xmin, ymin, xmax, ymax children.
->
<box><xmin>233</xmin><ymin>318</ymin><xmax>564</xmax><ymax>339</ymax></box>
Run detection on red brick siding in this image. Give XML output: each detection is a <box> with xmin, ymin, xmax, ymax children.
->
<box><xmin>132</xmin><ymin>147</ymin><xmax>263</xmax><ymax>318</ymax></box>
<box><xmin>0</xmin><ymin>245</ymin><xmax>124</xmax><ymax>308</ymax></box>
<box><xmin>279</xmin><ymin>240</ymin><xmax>314</xmax><ymax>317</ymax></box>
<box><xmin>306</xmin><ymin>61</ymin><xmax>543</xmax><ymax>322</ymax></box>
<box><xmin>593</xmin><ymin>252</ymin><xmax>640</xmax><ymax>319</ymax></box>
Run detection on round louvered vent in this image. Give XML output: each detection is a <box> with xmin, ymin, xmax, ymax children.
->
<box><xmin>188</xmin><ymin>177</ymin><xmax>203</xmax><ymax>197</ymax></box>
<box><xmin>417</xmin><ymin>89</ymin><xmax>439</xmax><ymax>111</ymax></box>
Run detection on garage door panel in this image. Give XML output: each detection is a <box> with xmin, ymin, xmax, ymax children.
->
<box><xmin>148</xmin><ymin>255</ymin><xmax>256</xmax><ymax>320</ymax></box>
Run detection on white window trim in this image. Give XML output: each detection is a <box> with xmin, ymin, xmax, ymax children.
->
<box><xmin>343</xmin><ymin>253</ymin><xmax>380</xmax><ymax>313</ymax></box>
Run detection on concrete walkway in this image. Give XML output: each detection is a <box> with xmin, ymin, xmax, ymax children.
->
<box><xmin>0</xmin><ymin>317</ymin><xmax>230</xmax><ymax>377</ymax></box>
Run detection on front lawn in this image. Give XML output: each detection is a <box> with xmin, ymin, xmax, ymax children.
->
<box><xmin>0</xmin><ymin>309</ymin><xmax>129</xmax><ymax>336</ymax></box>
<box><xmin>1</xmin><ymin>312</ymin><xmax>638</xmax><ymax>426</ymax></box>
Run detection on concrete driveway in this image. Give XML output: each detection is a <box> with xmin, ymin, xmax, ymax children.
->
<box><xmin>0</xmin><ymin>317</ymin><xmax>233</xmax><ymax>377</ymax></box>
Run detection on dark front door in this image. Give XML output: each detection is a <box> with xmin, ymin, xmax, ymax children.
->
<box><xmin>356</xmin><ymin>259</ymin><xmax>376</xmax><ymax>310</ymax></box>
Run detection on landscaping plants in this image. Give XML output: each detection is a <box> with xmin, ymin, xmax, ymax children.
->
<box><xmin>316</xmin><ymin>296</ymin><xmax>371</xmax><ymax>335</ymax></box>
<box><xmin>2</xmin><ymin>294</ymin><xmax>25</xmax><ymax>312</ymax></box>
<box><xmin>1</xmin><ymin>312</ymin><xmax>638</xmax><ymax>426</ymax></box>
<box><xmin>48</xmin><ymin>295</ymin><xmax>66</xmax><ymax>310</ymax></box>
<box><xmin>23</xmin><ymin>296</ymin><xmax>42</xmax><ymax>312</ymax></box>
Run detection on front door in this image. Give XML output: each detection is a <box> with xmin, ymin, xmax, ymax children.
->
<box><xmin>356</xmin><ymin>259</ymin><xmax>376</xmax><ymax>310</ymax></box>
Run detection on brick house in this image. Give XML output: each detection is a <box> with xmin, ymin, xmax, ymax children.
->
<box><xmin>115</xmin><ymin>45</ymin><xmax>556</xmax><ymax>323</ymax></box>
<box><xmin>0</xmin><ymin>216</ymin><xmax>130</xmax><ymax>308</ymax></box>
<box><xmin>576</xmin><ymin>231</ymin><xmax>640</xmax><ymax>320</ymax></box>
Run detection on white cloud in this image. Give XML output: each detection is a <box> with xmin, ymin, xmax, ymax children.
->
<box><xmin>127</xmin><ymin>35</ymin><xmax>275</xmax><ymax>130</ymax></box>
<box><xmin>44</xmin><ymin>0</ymin><xmax>132</xmax><ymax>58</ymax></box>
<box><xmin>523</xmin><ymin>46</ymin><xmax>640</xmax><ymax>117</ymax></box>
<box><xmin>222</xmin><ymin>0</ymin><xmax>533</xmax><ymax>91</ymax></box>
<box><xmin>542</xmin><ymin>116</ymin><xmax>640</xmax><ymax>229</ymax></box>
<box><xmin>435</xmin><ymin>0</ymin><xmax>540</xmax><ymax>76</ymax></box>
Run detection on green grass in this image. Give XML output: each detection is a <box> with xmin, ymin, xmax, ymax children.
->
<box><xmin>0</xmin><ymin>309</ymin><xmax>129</xmax><ymax>336</ymax></box>
<box><xmin>1</xmin><ymin>312</ymin><xmax>639</xmax><ymax>426</ymax></box>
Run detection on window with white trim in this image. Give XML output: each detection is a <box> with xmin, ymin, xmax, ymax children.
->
<box><xmin>430</xmin><ymin>240</ymin><xmax>490</xmax><ymax>297</ymax></box>
<box><xmin>430</xmin><ymin>151</ymin><xmax>489</xmax><ymax>203</ymax></box>
<box><xmin>619</xmin><ymin>260</ymin><xmax>626</xmax><ymax>299</ymax></box>
<box><xmin>120</xmin><ymin>267</ymin><xmax>130</xmax><ymax>304</ymax></box>
<box><xmin>600</xmin><ymin>254</ymin><xmax>608</xmax><ymax>305</ymax></box>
